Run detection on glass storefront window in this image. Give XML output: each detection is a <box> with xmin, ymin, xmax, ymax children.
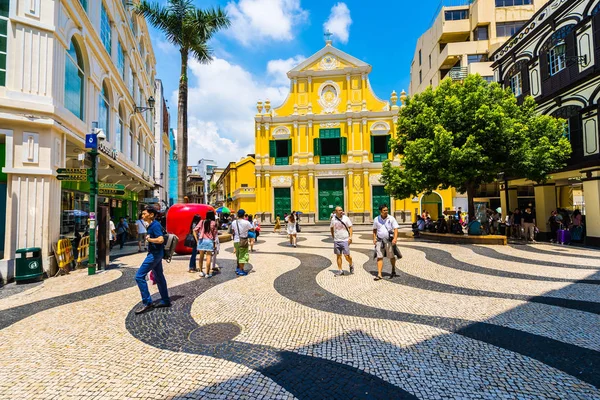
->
<box><xmin>60</xmin><ymin>191</ymin><xmax>90</xmax><ymax>238</ymax></box>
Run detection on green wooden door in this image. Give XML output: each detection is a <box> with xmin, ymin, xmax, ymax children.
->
<box><xmin>372</xmin><ymin>186</ymin><xmax>390</xmax><ymax>218</ymax></box>
<box><xmin>318</xmin><ymin>179</ymin><xmax>344</xmax><ymax>221</ymax></box>
<box><xmin>273</xmin><ymin>188</ymin><xmax>291</xmax><ymax>220</ymax></box>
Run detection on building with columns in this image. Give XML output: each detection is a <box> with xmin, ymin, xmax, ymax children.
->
<box><xmin>0</xmin><ymin>0</ymin><xmax>159</xmax><ymax>281</ymax></box>
<box><xmin>153</xmin><ymin>79</ymin><xmax>171</xmax><ymax>210</ymax></box>
<box><xmin>254</xmin><ymin>41</ymin><xmax>456</xmax><ymax>224</ymax></box>
<box><xmin>492</xmin><ymin>0</ymin><xmax>600</xmax><ymax>246</ymax></box>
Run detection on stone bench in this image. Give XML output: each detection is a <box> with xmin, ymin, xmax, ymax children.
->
<box><xmin>418</xmin><ymin>232</ymin><xmax>507</xmax><ymax>245</ymax></box>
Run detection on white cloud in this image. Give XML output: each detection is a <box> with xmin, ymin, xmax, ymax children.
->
<box><xmin>323</xmin><ymin>3</ymin><xmax>352</xmax><ymax>44</ymax></box>
<box><xmin>266</xmin><ymin>55</ymin><xmax>306</xmax><ymax>85</ymax></box>
<box><xmin>225</xmin><ymin>0</ymin><xmax>309</xmax><ymax>46</ymax></box>
<box><xmin>175</xmin><ymin>57</ymin><xmax>292</xmax><ymax>167</ymax></box>
<box><xmin>155</xmin><ymin>38</ymin><xmax>176</xmax><ymax>55</ymax></box>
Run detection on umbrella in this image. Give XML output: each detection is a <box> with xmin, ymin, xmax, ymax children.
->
<box><xmin>216</xmin><ymin>206</ymin><xmax>230</xmax><ymax>214</ymax></box>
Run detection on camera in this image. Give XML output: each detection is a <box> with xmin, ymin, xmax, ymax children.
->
<box><xmin>95</xmin><ymin>128</ymin><xmax>106</xmax><ymax>142</ymax></box>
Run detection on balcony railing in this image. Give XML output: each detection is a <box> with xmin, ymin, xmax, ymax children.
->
<box><xmin>431</xmin><ymin>0</ymin><xmax>474</xmax><ymax>25</ymax></box>
<box><xmin>449</xmin><ymin>66</ymin><xmax>468</xmax><ymax>80</ymax></box>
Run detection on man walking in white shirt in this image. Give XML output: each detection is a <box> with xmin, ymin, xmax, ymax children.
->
<box><xmin>135</xmin><ymin>214</ymin><xmax>148</xmax><ymax>252</ymax></box>
<box><xmin>330</xmin><ymin>206</ymin><xmax>354</xmax><ymax>276</ymax></box>
<box><xmin>372</xmin><ymin>204</ymin><xmax>400</xmax><ymax>281</ymax></box>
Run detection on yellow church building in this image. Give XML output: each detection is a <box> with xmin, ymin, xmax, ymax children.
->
<box><xmin>253</xmin><ymin>40</ymin><xmax>457</xmax><ymax>224</ymax></box>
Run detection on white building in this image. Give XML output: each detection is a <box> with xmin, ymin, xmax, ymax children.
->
<box><xmin>0</xmin><ymin>0</ymin><xmax>160</xmax><ymax>281</ymax></box>
<box><xmin>153</xmin><ymin>79</ymin><xmax>171</xmax><ymax>209</ymax></box>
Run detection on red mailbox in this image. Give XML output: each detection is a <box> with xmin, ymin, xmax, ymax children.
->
<box><xmin>166</xmin><ymin>203</ymin><xmax>216</xmax><ymax>255</ymax></box>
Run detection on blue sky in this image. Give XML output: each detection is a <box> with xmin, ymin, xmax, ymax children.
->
<box><xmin>148</xmin><ymin>0</ymin><xmax>442</xmax><ymax>167</ymax></box>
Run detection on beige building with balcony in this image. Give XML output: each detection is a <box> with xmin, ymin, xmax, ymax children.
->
<box><xmin>410</xmin><ymin>0</ymin><xmax>549</xmax><ymax>94</ymax></box>
<box><xmin>0</xmin><ymin>0</ymin><xmax>159</xmax><ymax>281</ymax></box>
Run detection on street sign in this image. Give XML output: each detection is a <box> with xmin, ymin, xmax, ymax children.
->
<box><xmin>98</xmin><ymin>188</ymin><xmax>125</xmax><ymax>196</ymax></box>
<box><xmin>143</xmin><ymin>197</ymin><xmax>159</xmax><ymax>203</ymax></box>
<box><xmin>99</xmin><ymin>183</ymin><xmax>125</xmax><ymax>190</ymax></box>
<box><xmin>85</xmin><ymin>133</ymin><xmax>98</xmax><ymax>149</ymax></box>
<box><xmin>57</xmin><ymin>168</ymin><xmax>90</xmax><ymax>175</ymax></box>
<box><xmin>57</xmin><ymin>174</ymin><xmax>88</xmax><ymax>181</ymax></box>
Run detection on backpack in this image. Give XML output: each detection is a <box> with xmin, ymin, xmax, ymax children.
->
<box><xmin>162</xmin><ymin>231</ymin><xmax>179</xmax><ymax>263</ymax></box>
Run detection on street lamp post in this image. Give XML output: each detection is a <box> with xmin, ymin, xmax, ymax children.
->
<box><xmin>85</xmin><ymin>122</ymin><xmax>105</xmax><ymax>276</ymax></box>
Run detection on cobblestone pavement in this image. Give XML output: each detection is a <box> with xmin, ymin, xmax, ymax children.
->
<box><xmin>0</xmin><ymin>232</ymin><xmax>599</xmax><ymax>399</ymax></box>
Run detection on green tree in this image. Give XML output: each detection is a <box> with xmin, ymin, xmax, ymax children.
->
<box><xmin>381</xmin><ymin>74</ymin><xmax>571</xmax><ymax>218</ymax></box>
<box><xmin>135</xmin><ymin>0</ymin><xmax>230</xmax><ymax>203</ymax></box>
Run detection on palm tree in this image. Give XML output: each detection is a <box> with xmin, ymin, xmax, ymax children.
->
<box><xmin>135</xmin><ymin>0</ymin><xmax>230</xmax><ymax>203</ymax></box>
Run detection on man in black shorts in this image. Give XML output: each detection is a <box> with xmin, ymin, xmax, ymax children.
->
<box><xmin>330</xmin><ymin>206</ymin><xmax>354</xmax><ymax>276</ymax></box>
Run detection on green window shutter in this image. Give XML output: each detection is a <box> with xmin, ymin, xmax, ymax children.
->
<box><xmin>370</xmin><ymin>135</ymin><xmax>375</xmax><ymax>154</ymax></box>
<box><xmin>287</xmin><ymin>139</ymin><xmax>292</xmax><ymax>156</ymax></box>
<box><xmin>340</xmin><ymin>137</ymin><xmax>347</xmax><ymax>155</ymax></box>
<box><xmin>313</xmin><ymin>138</ymin><xmax>321</xmax><ymax>156</ymax></box>
<box><xmin>269</xmin><ymin>140</ymin><xmax>276</xmax><ymax>158</ymax></box>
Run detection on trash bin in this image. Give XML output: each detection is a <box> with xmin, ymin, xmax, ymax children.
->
<box><xmin>15</xmin><ymin>247</ymin><xmax>44</xmax><ymax>282</ymax></box>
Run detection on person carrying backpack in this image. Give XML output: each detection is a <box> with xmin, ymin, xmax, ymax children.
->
<box><xmin>134</xmin><ymin>206</ymin><xmax>171</xmax><ymax>314</ymax></box>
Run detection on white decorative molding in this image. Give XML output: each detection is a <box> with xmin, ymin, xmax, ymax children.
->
<box><xmin>272</xmin><ymin>126</ymin><xmax>291</xmax><ymax>139</ymax></box>
<box><xmin>23</xmin><ymin>132</ymin><xmax>39</xmax><ymax>164</ymax></box>
<box><xmin>271</xmin><ymin>175</ymin><xmax>292</xmax><ymax>187</ymax></box>
<box><xmin>369</xmin><ymin>174</ymin><xmax>383</xmax><ymax>185</ymax></box>
<box><xmin>370</xmin><ymin>121</ymin><xmax>391</xmax><ymax>135</ymax></box>
<box><xmin>308</xmin><ymin>121</ymin><xmax>313</xmax><ymax>128</ymax></box>
<box><xmin>319</xmin><ymin>122</ymin><xmax>341</xmax><ymax>128</ymax></box>
<box><xmin>264</xmin><ymin>123</ymin><xmax>270</xmax><ymax>130</ymax></box>
<box><xmin>54</xmin><ymin>139</ymin><xmax>61</xmax><ymax>167</ymax></box>
<box><xmin>584</xmin><ymin>117</ymin><xmax>598</xmax><ymax>155</ymax></box>
<box><xmin>293</xmin><ymin>121</ymin><xmax>298</xmax><ymax>129</ymax></box>
<box><xmin>316</xmin><ymin>170</ymin><xmax>345</xmax><ymax>176</ymax></box>
<box><xmin>25</xmin><ymin>0</ymin><xmax>41</xmax><ymax>17</ymax></box>
<box><xmin>319</xmin><ymin>54</ymin><xmax>340</xmax><ymax>71</ymax></box>
<box><xmin>317</xmin><ymin>80</ymin><xmax>341</xmax><ymax>114</ymax></box>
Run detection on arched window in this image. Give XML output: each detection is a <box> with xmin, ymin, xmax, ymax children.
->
<box><xmin>65</xmin><ymin>38</ymin><xmax>85</xmax><ymax>120</ymax></box>
<box><xmin>137</xmin><ymin>134</ymin><xmax>142</xmax><ymax>166</ymax></box>
<box><xmin>100</xmin><ymin>3</ymin><xmax>111</xmax><ymax>55</ymax></box>
<box><xmin>128</xmin><ymin>120</ymin><xmax>134</xmax><ymax>160</ymax></box>
<box><xmin>98</xmin><ymin>82</ymin><xmax>110</xmax><ymax>142</ymax></box>
<box><xmin>116</xmin><ymin>105</ymin><xmax>124</xmax><ymax>153</ymax></box>
<box><xmin>541</xmin><ymin>25</ymin><xmax>575</xmax><ymax>76</ymax></box>
<box><xmin>592</xmin><ymin>3</ymin><xmax>600</xmax><ymax>16</ymax></box>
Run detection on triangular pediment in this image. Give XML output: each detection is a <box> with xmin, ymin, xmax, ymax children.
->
<box><xmin>288</xmin><ymin>44</ymin><xmax>371</xmax><ymax>76</ymax></box>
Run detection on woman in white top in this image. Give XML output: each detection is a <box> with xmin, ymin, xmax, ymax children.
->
<box><xmin>286</xmin><ymin>212</ymin><xmax>297</xmax><ymax>247</ymax></box>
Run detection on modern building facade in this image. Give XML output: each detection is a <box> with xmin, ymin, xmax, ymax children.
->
<box><xmin>492</xmin><ymin>0</ymin><xmax>600</xmax><ymax>246</ymax></box>
<box><xmin>254</xmin><ymin>41</ymin><xmax>456</xmax><ymax>224</ymax></box>
<box><xmin>410</xmin><ymin>0</ymin><xmax>550</xmax><ymax>94</ymax></box>
<box><xmin>0</xmin><ymin>0</ymin><xmax>158</xmax><ymax>281</ymax></box>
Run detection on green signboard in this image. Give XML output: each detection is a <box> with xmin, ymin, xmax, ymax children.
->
<box><xmin>99</xmin><ymin>183</ymin><xmax>125</xmax><ymax>190</ymax></box>
<box><xmin>98</xmin><ymin>189</ymin><xmax>125</xmax><ymax>196</ymax></box>
<box><xmin>57</xmin><ymin>168</ymin><xmax>90</xmax><ymax>175</ymax></box>
<box><xmin>57</xmin><ymin>174</ymin><xmax>88</xmax><ymax>181</ymax></box>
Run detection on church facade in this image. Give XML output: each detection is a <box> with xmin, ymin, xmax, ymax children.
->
<box><xmin>254</xmin><ymin>42</ymin><xmax>456</xmax><ymax>224</ymax></box>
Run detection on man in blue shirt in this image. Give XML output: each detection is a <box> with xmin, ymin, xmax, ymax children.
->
<box><xmin>134</xmin><ymin>206</ymin><xmax>171</xmax><ymax>314</ymax></box>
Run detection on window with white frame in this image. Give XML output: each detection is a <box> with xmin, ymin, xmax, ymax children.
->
<box><xmin>510</xmin><ymin>73</ymin><xmax>522</xmax><ymax>96</ymax></box>
<box><xmin>98</xmin><ymin>82</ymin><xmax>110</xmax><ymax>142</ymax></box>
<box><xmin>128</xmin><ymin>123</ymin><xmax>133</xmax><ymax>160</ymax></box>
<box><xmin>0</xmin><ymin>0</ymin><xmax>9</xmax><ymax>86</ymax></box>
<box><xmin>116</xmin><ymin>106</ymin><xmax>124</xmax><ymax>153</ymax></box>
<box><xmin>100</xmin><ymin>3</ymin><xmax>111</xmax><ymax>55</ymax></box>
<box><xmin>117</xmin><ymin>41</ymin><xmax>125</xmax><ymax>80</ymax></box>
<box><xmin>137</xmin><ymin>136</ymin><xmax>142</xmax><ymax>166</ymax></box>
<box><xmin>65</xmin><ymin>38</ymin><xmax>85</xmax><ymax>120</ymax></box>
<box><xmin>548</xmin><ymin>42</ymin><xmax>566</xmax><ymax>76</ymax></box>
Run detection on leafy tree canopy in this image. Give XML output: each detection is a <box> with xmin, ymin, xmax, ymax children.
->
<box><xmin>381</xmin><ymin>74</ymin><xmax>571</xmax><ymax>213</ymax></box>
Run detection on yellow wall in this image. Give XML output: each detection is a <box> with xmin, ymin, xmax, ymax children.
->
<box><xmin>253</xmin><ymin>43</ymin><xmax>456</xmax><ymax>223</ymax></box>
<box><xmin>221</xmin><ymin>157</ymin><xmax>256</xmax><ymax>215</ymax></box>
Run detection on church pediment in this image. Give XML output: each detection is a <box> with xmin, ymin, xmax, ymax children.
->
<box><xmin>288</xmin><ymin>44</ymin><xmax>371</xmax><ymax>77</ymax></box>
